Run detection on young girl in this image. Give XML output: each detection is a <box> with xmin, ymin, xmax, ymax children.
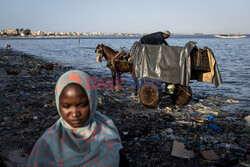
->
<box><xmin>28</xmin><ymin>70</ymin><xmax>123</xmax><ymax>166</ymax></box>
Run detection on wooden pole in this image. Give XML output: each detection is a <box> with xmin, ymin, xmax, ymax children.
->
<box><xmin>78</xmin><ymin>34</ymin><xmax>80</xmax><ymax>44</ymax></box>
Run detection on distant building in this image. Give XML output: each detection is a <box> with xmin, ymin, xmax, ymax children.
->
<box><xmin>44</xmin><ymin>32</ymin><xmax>52</xmax><ymax>36</ymax></box>
<box><xmin>50</xmin><ymin>32</ymin><xmax>55</xmax><ymax>36</ymax></box>
<box><xmin>20</xmin><ymin>32</ymin><xmax>25</xmax><ymax>37</ymax></box>
<box><xmin>6</xmin><ymin>29</ymin><xmax>17</xmax><ymax>35</ymax></box>
<box><xmin>30</xmin><ymin>31</ymin><xmax>36</xmax><ymax>36</ymax></box>
<box><xmin>59</xmin><ymin>32</ymin><xmax>67</xmax><ymax>36</ymax></box>
<box><xmin>37</xmin><ymin>31</ymin><xmax>44</xmax><ymax>36</ymax></box>
<box><xmin>82</xmin><ymin>32</ymin><xmax>88</xmax><ymax>36</ymax></box>
<box><xmin>31</xmin><ymin>31</ymin><xmax>38</xmax><ymax>36</ymax></box>
<box><xmin>69</xmin><ymin>32</ymin><xmax>79</xmax><ymax>36</ymax></box>
<box><xmin>30</xmin><ymin>31</ymin><xmax>44</xmax><ymax>36</ymax></box>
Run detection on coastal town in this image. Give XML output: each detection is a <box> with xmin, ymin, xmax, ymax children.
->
<box><xmin>0</xmin><ymin>28</ymin><xmax>219</xmax><ymax>38</ymax></box>
<box><xmin>0</xmin><ymin>28</ymin><xmax>147</xmax><ymax>37</ymax></box>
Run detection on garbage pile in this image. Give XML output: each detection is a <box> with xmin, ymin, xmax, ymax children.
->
<box><xmin>0</xmin><ymin>48</ymin><xmax>71</xmax><ymax>166</ymax></box>
<box><xmin>0</xmin><ymin>48</ymin><xmax>249</xmax><ymax>166</ymax></box>
<box><xmin>97</xmin><ymin>85</ymin><xmax>249</xmax><ymax>166</ymax></box>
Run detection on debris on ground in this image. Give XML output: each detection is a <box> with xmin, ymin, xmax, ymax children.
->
<box><xmin>0</xmin><ymin>48</ymin><xmax>249</xmax><ymax>167</ymax></box>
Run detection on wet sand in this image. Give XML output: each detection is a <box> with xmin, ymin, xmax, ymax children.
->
<box><xmin>0</xmin><ymin>48</ymin><xmax>249</xmax><ymax>166</ymax></box>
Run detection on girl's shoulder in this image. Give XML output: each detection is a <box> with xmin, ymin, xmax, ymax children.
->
<box><xmin>94</xmin><ymin>111</ymin><xmax>116</xmax><ymax>126</ymax></box>
<box><xmin>35</xmin><ymin>120</ymin><xmax>61</xmax><ymax>144</ymax></box>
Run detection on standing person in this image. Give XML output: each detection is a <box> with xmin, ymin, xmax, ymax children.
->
<box><xmin>139</xmin><ymin>30</ymin><xmax>173</xmax><ymax>95</ymax></box>
<box><xmin>28</xmin><ymin>70</ymin><xmax>124</xmax><ymax>167</ymax></box>
<box><xmin>139</xmin><ymin>30</ymin><xmax>171</xmax><ymax>45</ymax></box>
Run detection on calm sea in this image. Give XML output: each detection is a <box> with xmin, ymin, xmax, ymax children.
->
<box><xmin>1</xmin><ymin>35</ymin><xmax>250</xmax><ymax>112</ymax></box>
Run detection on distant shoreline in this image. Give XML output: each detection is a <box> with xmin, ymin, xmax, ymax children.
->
<box><xmin>0</xmin><ymin>35</ymin><xmax>141</xmax><ymax>39</ymax></box>
<box><xmin>0</xmin><ymin>34</ymin><xmax>248</xmax><ymax>40</ymax></box>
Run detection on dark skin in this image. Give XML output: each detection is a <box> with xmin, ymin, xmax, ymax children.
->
<box><xmin>59</xmin><ymin>83</ymin><xmax>90</xmax><ymax>128</ymax></box>
<box><xmin>162</xmin><ymin>34</ymin><xmax>170</xmax><ymax>39</ymax></box>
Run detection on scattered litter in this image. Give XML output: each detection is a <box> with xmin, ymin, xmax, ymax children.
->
<box><xmin>197</xmin><ymin>110</ymin><xmax>218</xmax><ymax>116</ymax></box>
<box><xmin>201</xmin><ymin>150</ymin><xmax>219</xmax><ymax>160</ymax></box>
<box><xmin>98</xmin><ymin>97</ymin><xmax>102</xmax><ymax>104</ymax></box>
<box><xmin>123</xmin><ymin>132</ymin><xmax>128</xmax><ymax>135</ymax></box>
<box><xmin>171</xmin><ymin>141</ymin><xmax>195</xmax><ymax>159</ymax></box>
<box><xmin>0</xmin><ymin>48</ymin><xmax>248</xmax><ymax>166</ymax></box>
<box><xmin>206</xmin><ymin>124</ymin><xmax>222</xmax><ymax>132</ymax></box>
<box><xmin>217</xmin><ymin>143</ymin><xmax>246</xmax><ymax>152</ymax></box>
<box><xmin>175</xmin><ymin>121</ymin><xmax>193</xmax><ymax>125</ymax></box>
<box><xmin>165</xmin><ymin>128</ymin><xmax>173</xmax><ymax>134</ymax></box>
<box><xmin>244</xmin><ymin>115</ymin><xmax>250</xmax><ymax>125</ymax></box>
<box><xmin>225</xmin><ymin>99</ymin><xmax>240</xmax><ymax>103</ymax></box>
<box><xmin>151</xmin><ymin>136</ymin><xmax>160</xmax><ymax>141</ymax></box>
<box><xmin>204</xmin><ymin>115</ymin><xmax>214</xmax><ymax>121</ymax></box>
<box><xmin>165</xmin><ymin>107</ymin><xmax>172</xmax><ymax>111</ymax></box>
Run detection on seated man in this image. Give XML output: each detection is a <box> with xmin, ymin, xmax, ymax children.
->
<box><xmin>139</xmin><ymin>30</ymin><xmax>171</xmax><ymax>45</ymax></box>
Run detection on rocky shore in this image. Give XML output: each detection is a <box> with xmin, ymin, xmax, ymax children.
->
<box><xmin>0</xmin><ymin>48</ymin><xmax>249</xmax><ymax>167</ymax></box>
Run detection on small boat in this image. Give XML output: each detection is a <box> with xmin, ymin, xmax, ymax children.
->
<box><xmin>214</xmin><ymin>34</ymin><xmax>246</xmax><ymax>38</ymax></box>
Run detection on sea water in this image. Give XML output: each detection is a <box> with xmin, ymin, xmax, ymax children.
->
<box><xmin>1</xmin><ymin>35</ymin><xmax>249</xmax><ymax>112</ymax></box>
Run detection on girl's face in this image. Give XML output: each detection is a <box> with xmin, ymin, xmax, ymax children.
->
<box><xmin>59</xmin><ymin>83</ymin><xmax>90</xmax><ymax>128</ymax></box>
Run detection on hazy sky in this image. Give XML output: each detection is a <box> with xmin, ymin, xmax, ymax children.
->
<box><xmin>0</xmin><ymin>0</ymin><xmax>249</xmax><ymax>33</ymax></box>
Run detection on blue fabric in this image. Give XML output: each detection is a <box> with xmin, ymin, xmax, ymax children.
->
<box><xmin>28</xmin><ymin>70</ymin><xmax>122</xmax><ymax>167</ymax></box>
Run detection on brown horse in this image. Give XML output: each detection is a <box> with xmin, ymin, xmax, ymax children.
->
<box><xmin>95</xmin><ymin>44</ymin><xmax>138</xmax><ymax>96</ymax></box>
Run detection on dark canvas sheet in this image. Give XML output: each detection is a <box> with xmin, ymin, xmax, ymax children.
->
<box><xmin>129</xmin><ymin>41</ymin><xmax>222</xmax><ymax>87</ymax></box>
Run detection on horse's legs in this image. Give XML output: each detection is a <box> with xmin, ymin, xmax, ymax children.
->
<box><xmin>112</xmin><ymin>71</ymin><xmax>116</xmax><ymax>91</ymax></box>
<box><xmin>117</xmin><ymin>72</ymin><xmax>122</xmax><ymax>91</ymax></box>
<box><xmin>131</xmin><ymin>71</ymin><xmax>138</xmax><ymax>96</ymax></box>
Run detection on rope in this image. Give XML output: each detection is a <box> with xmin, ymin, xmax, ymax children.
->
<box><xmin>178</xmin><ymin>85</ymin><xmax>191</xmax><ymax>97</ymax></box>
<box><xmin>111</xmin><ymin>49</ymin><xmax>124</xmax><ymax>69</ymax></box>
<box><xmin>196</xmin><ymin>48</ymin><xmax>200</xmax><ymax>67</ymax></box>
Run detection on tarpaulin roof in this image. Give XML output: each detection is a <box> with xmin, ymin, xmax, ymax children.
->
<box><xmin>129</xmin><ymin>41</ymin><xmax>222</xmax><ymax>87</ymax></box>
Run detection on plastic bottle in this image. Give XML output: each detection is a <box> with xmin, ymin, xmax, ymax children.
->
<box><xmin>206</xmin><ymin>123</ymin><xmax>222</xmax><ymax>132</ymax></box>
<box><xmin>217</xmin><ymin>143</ymin><xmax>246</xmax><ymax>152</ymax></box>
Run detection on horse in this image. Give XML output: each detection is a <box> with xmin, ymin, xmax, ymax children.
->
<box><xmin>95</xmin><ymin>44</ymin><xmax>138</xmax><ymax>96</ymax></box>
